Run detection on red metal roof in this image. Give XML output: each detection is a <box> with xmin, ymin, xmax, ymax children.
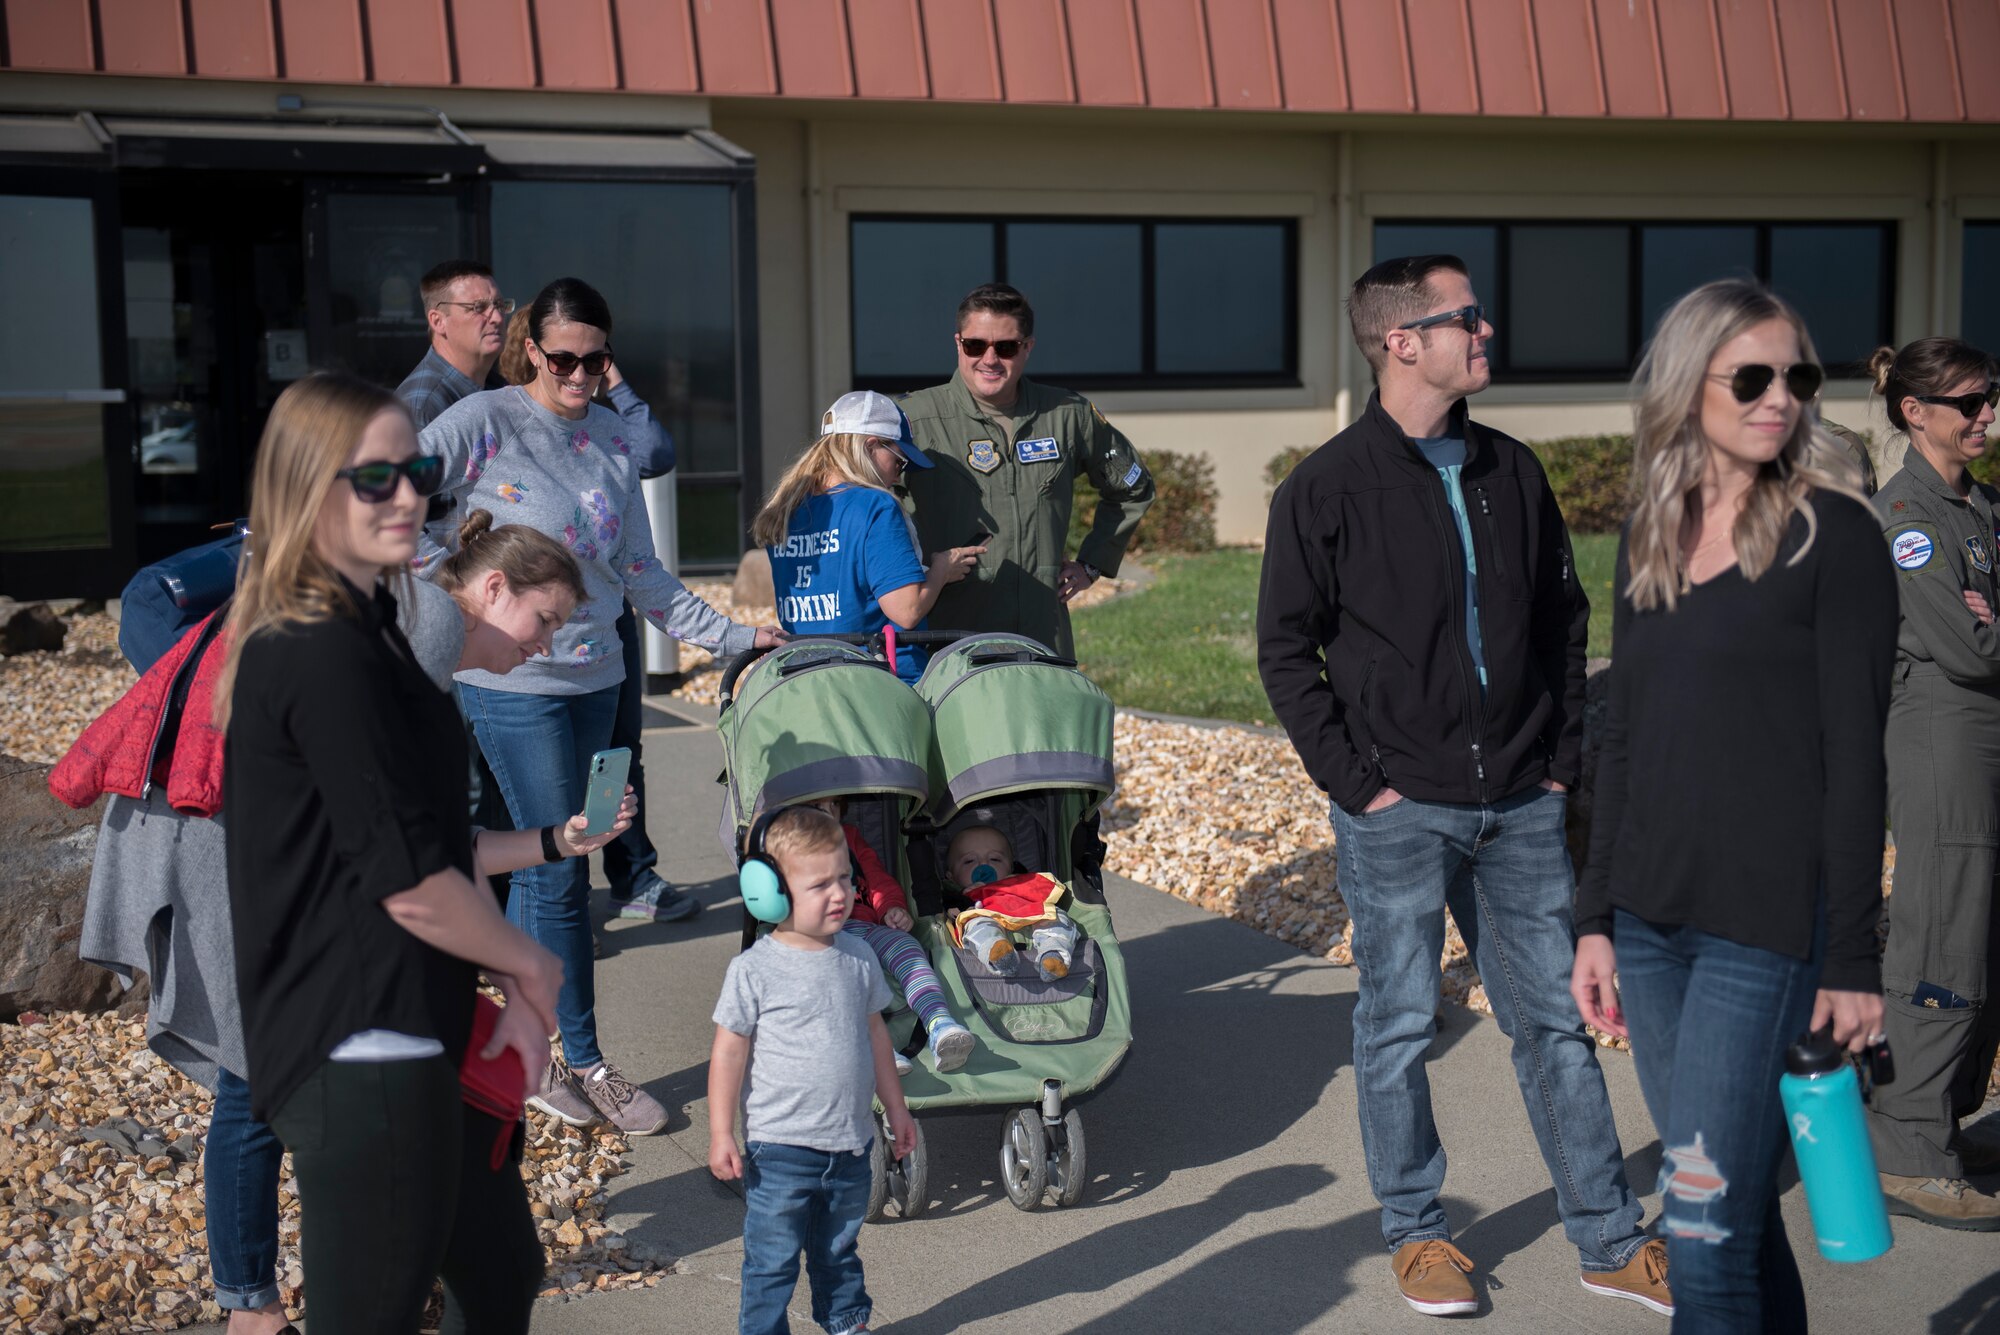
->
<box><xmin>4</xmin><ymin>0</ymin><xmax>1997</xmax><ymax>122</ymax></box>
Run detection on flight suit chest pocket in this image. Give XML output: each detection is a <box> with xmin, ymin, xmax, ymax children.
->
<box><xmin>1017</xmin><ymin>436</ymin><xmax>1070</xmax><ymax>497</ymax></box>
<box><xmin>1470</xmin><ymin>481</ymin><xmax>1535</xmax><ymax>602</ymax></box>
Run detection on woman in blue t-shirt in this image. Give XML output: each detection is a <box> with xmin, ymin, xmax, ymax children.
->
<box><xmin>752</xmin><ymin>392</ymin><xmax>985</xmax><ymax>681</ymax></box>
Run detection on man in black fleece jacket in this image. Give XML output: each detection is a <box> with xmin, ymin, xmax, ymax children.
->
<box><xmin>1257</xmin><ymin>255</ymin><xmax>1669</xmax><ymax>1320</ymax></box>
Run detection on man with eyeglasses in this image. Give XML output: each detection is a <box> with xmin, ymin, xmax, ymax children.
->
<box><xmin>900</xmin><ymin>283</ymin><xmax>1154</xmax><ymax>657</ymax></box>
<box><xmin>396</xmin><ymin>260</ymin><xmax>512</xmax><ymax>429</ymax></box>
<box><xmin>1258</xmin><ymin>255</ymin><xmax>1670</xmax><ymax>1319</ymax></box>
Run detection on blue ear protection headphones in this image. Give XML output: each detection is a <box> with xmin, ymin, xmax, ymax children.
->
<box><xmin>739</xmin><ymin>807</ymin><xmax>794</xmax><ymax>924</ymax></box>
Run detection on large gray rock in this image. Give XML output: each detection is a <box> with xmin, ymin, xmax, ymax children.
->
<box><xmin>0</xmin><ymin>753</ymin><xmax>120</xmax><ymax>1019</ymax></box>
<box><xmin>732</xmin><ymin>548</ymin><xmax>775</xmax><ymax>610</ymax></box>
<box><xmin>0</xmin><ymin>600</ymin><xmax>66</xmax><ymax>656</ymax></box>
<box><xmin>1565</xmin><ymin>658</ymin><xmax>1612</xmax><ymax>875</ymax></box>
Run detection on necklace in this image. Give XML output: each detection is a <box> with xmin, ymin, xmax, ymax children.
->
<box><xmin>1679</xmin><ymin>517</ymin><xmax>1734</xmax><ymax>594</ymax></box>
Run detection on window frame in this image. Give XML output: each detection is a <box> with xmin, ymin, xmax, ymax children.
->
<box><xmin>848</xmin><ymin>212</ymin><xmax>1300</xmax><ymax>394</ymax></box>
<box><xmin>1372</xmin><ymin>217</ymin><xmax>1897</xmax><ymax>382</ymax></box>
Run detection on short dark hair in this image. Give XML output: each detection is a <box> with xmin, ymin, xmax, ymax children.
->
<box><xmin>957</xmin><ymin>283</ymin><xmax>1034</xmax><ymax>339</ymax></box>
<box><xmin>420</xmin><ymin>260</ymin><xmax>494</xmax><ymax>308</ymax></box>
<box><xmin>1869</xmin><ymin>337</ymin><xmax>1996</xmax><ymax>432</ymax></box>
<box><xmin>1347</xmin><ymin>254</ymin><xmax>1470</xmax><ymax>377</ymax></box>
<box><xmin>528</xmin><ymin>277</ymin><xmax>614</xmax><ymax>343</ymax></box>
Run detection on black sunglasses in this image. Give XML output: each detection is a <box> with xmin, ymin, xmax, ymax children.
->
<box><xmin>958</xmin><ymin>336</ymin><xmax>1024</xmax><ymax>359</ymax></box>
<box><xmin>537</xmin><ymin>344</ymin><xmax>615</xmax><ymax>377</ymax></box>
<box><xmin>1916</xmin><ymin>386</ymin><xmax>2000</xmax><ymax>418</ymax></box>
<box><xmin>1395</xmin><ymin>304</ymin><xmax>1485</xmax><ymax>336</ymax></box>
<box><xmin>1711</xmin><ymin>362</ymin><xmax>1824</xmax><ymax>404</ymax></box>
<box><xmin>338</xmin><ymin>455</ymin><xmax>444</xmax><ymax>504</ymax></box>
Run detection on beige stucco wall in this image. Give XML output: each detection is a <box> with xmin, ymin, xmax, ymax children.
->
<box><xmin>714</xmin><ymin>103</ymin><xmax>1998</xmax><ymax>545</ymax></box>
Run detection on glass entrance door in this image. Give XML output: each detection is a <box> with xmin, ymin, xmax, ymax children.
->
<box><xmin>307</xmin><ymin>183</ymin><xmax>479</xmax><ymax>390</ymax></box>
<box><xmin>0</xmin><ymin>171</ymin><xmax>134</xmax><ymax>599</ymax></box>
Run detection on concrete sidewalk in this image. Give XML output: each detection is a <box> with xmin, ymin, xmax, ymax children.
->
<box><xmin>193</xmin><ymin>702</ymin><xmax>2000</xmax><ymax>1333</ymax></box>
<box><xmin>527</xmin><ymin>702</ymin><xmax>2000</xmax><ymax>1334</ymax></box>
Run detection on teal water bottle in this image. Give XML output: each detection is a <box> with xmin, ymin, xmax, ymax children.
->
<box><xmin>1779</xmin><ymin>1028</ymin><xmax>1893</xmax><ymax>1263</ymax></box>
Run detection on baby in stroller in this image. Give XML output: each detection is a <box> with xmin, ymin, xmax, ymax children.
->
<box><xmin>946</xmin><ymin>825</ymin><xmax>1081</xmax><ymax>982</ymax></box>
<box><xmin>808</xmin><ymin>797</ymin><xmax>977</xmax><ymax>1075</ymax></box>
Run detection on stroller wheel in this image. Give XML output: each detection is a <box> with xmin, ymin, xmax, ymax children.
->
<box><xmin>887</xmin><ymin>1117</ymin><xmax>929</xmax><ymax>1219</ymax></box>
<box><xmin>1000</xmin><ymin>1107</ymin><xmax>1049</xmax><ymax>1211</ymax></box>
<box><xmin>1049</xmin><ymin>1108</ymin><xmax>1088</xmax><ymax>1208</ymax></box>
<box><xmin>865</xmin><ymin>1123</ymin><xmax>891</xmax><ymax>1224</ymax></box>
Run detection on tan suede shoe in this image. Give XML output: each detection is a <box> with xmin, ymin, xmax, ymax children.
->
<box><xmin>1391</xmin><ymin>1239</ymin><xmax>1477</xmax><ymax>1316</ymax></box>
<box><xmin>1582</xmin><ymin>1237</ymin><xmax>1673</xmax><ymax>1316</ymax></box>
<box><xmin>1881</xmin><ymin>1173</ymin><xmax>2000</xmax><ymax>1231</ymax></box>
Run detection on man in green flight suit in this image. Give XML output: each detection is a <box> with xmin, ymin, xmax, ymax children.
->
<box><xmin>900</xmin><ymin>283</ymin><xmax>1155</xmax><ymax>657</ymax></box>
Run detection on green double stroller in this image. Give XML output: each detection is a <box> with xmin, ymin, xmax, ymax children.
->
<box><xmin>717</xmin><ymin>632</ymin><xmax>1133</xmax><ymax>1217</ymax></box>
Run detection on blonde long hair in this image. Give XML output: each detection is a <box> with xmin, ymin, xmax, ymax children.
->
<box><xmin>1625</xmin><ymin>280</ymin><xmax>1866</xmax><ymax>612</ymax></box>
<box><xmin>750</xmin><ymin>433</ymin><xmax>891</xmax><ymax>548</ymax></box>
<box><xmin>213</xmin><ymin>373</ymin><xmax>411</xmax><ymax>730</ymax></box>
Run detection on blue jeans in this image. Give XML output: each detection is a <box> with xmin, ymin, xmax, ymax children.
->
<box><xmin>461</xmin><ymin>681</ymin><xmax>620</xmax><ymax>1068</ymax></box>
<box><xmin>1614</xmin><ymin>908</ymin><xmax>1822</xmax><ymax>1334</ymax></box>
<box><xmin>602</xmin><ymin>604</ymin><xmax>660</xmax><ymax>896</ymax></box>
<box><xmin>203</xmin><ymin>1068</ymin><xmax>283</xmax><ymax>1310</ymax></box>
<box><xmin>740</xmin><ymin>1140</ymin><xmax>874</xmax><ymax>1335</ymax></box>
<box><xmin>1331</xmin><ymin>786</ymin><xmax>1645</xmax><ymax>1266</ymax></box>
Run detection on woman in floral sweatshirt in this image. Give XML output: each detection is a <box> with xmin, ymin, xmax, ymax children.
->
<box><xmin>420</xmin><ymin>276</ymin><xmax>780</xmax><ymax>1135</ymax></box>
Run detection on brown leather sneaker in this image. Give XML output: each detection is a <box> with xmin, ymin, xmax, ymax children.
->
<box><xmin>1391</xmin><ymin>1239</ymin><xmax>1477</xmax><ymax>1316</ymax></box>
<box><xmin>1881</xmin><ymin>1173</ymin><xmax>2000</xmax><ymax>1231</ymax></box>
<box><xmin>1582</xmin><ymin>1237</ymin><xmax>1672</xmax><ymax>1316</ymax></box>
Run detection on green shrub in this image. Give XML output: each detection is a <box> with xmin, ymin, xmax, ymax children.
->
<box><xmin>1970</xmin><ymin>449</ymin><xmax>2000</xmax><ymax>488</ymax></box>
<box><xmin>1534</xmin><ymin>435</ymin><xmax>1633</xmax><ymax>534</ymax></box>
<box><xmin>1069</xmin><ymin>448</ymin><xmax>1217</xmax><ymax>557</ymax></box>
<box><xmin>1263</xmin><ymin>446</ymin><xmax>1316</xmax><ymax>504</ymax></box>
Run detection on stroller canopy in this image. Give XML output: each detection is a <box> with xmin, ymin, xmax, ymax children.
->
<box><xmin>916</xmin><ymin>634</ymin><xmax>1115</xmax><ymax>821</ymax></box>
<box><xmin>720</xmin><ymin>640</ymin><xmax>933</xmax><ymax>830</ymax></box>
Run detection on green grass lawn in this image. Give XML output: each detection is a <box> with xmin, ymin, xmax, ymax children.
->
<box><xmin>1075</xmin><ymin>535</ymin><xmax>1620</xmax><ymax>725</ymax></box>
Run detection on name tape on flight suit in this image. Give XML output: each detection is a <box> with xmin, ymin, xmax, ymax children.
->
<box><xmin>1016</xmin><ymin>437</ymin><xmax>1060</xmax><ymax>464</ymax></box>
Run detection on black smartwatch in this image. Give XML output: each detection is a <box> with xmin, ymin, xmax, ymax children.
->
<box><xmin>541</xmin><ymin>825</ymin><xmax>564</xmax><ymax>863</ymax></box>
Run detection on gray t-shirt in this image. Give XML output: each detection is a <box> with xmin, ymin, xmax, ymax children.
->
<box><xmin>712</xmin><ymin>933</ymin><xmax>891</xmax><ymax>1152</ymax></box>
<box><xmin>396</xmin><ymin>577</ymin><xmax>467</xmax><ymax>691</ymax></box>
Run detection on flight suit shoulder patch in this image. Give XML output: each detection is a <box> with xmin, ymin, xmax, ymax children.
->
<box><xmin>1889</xmin><ymin>525</ymin><xmax>1938</xmax><ymax>572</ymax></box>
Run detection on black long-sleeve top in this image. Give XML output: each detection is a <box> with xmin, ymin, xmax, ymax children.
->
<box><xmin>1577</xmin><ymin>492</ymin><xmax>1897</xmax><ymax>992</ymax></box>
<box><xmin>223</xmin><ymin>579</ymin><xmax>476</xmax><ymax>1122</ymax></box>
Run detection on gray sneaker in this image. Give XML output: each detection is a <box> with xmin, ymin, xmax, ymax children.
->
<box><xmin>573</xmin><ymin>1058</ymin><xmax>670</xmax><ymax>1135</ymax></box>
<box><xmin>526</xmin><ymin>1060</ymin><xmax>598</xmax><ymax>1127</ymax></box>
<box><xmin>611</xmin><ymin>872</ymin><xmax>701</xmax><ymax>923</ymax></box>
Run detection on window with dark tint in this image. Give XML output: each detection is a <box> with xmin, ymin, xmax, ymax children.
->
<box><xmin>492</xmin><ymin>181</ymin><xmax>744</xmax><ymax>565</ymax></box>
<box><xmin>851</xmin><ymin>220</ymin><xmax>993</xmax><ymax>380</ymax></box>
<box><xmin>849</xmin><ymin>215</ymin><xmax>1296</xmax><ymax>390</ymax></box>
<box><xmin>1964</xmin><ymin>223</ymin><xmax>2000</xmax><ymax>357</ymax></box>
<box><xmin>1508</xmin><ymin>226</ymin><xmax>1629</xmax><ymax>371</ymax></box>
<box><xmin>1641</xmin><ymin>225</ymin><xmax>1756</xmax><ymax>337</ymax></box>
<box><xmin>1768</xmin><ymin>226</ymin><xmax>1890</xmax><ymax>371</ymax></box>
<box><xmin>1375</xmin><ymin>219</ymin><xmax>1894</xmax><ymax>379</ymax></box>
<box><xmin>1154</xmin><ymin>222</ymin><xmax>1291</xmax><ymax>374</ymax></box>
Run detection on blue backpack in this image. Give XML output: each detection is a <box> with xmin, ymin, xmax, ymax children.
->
<box><xmin>118</xmin><ymin>520</ymin><xmax>249</xmax><ymax>674</ymax></box>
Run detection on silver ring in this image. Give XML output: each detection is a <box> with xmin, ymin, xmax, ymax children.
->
<box><xmin>1867</xmin><ymin>1032</ymin><xmax>1887</xmax><ymax>1045</ymax></box>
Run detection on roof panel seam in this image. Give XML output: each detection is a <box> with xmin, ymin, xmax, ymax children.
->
<box><xmin>1875</xmin><ymin>0</ymin><xmax>1908</xmax><ymax>119</ymax></box>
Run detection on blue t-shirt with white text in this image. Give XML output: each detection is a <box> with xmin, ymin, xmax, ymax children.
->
<box><xmin>769</xmin><ymin>485</ymin><xmax>929</xmax><ymax>681</ymax></box>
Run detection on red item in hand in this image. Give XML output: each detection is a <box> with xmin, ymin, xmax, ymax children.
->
<box><xmin>460</xmin><ymin>994</ymin><xmax>527</xmax><ymax>1169</ymax></box>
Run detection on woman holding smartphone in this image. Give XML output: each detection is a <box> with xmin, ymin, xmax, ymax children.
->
<box><xmin>750</xmin><ymin>390</ymin><xmax>984</xmax><ymax>682</ymax></box>
<box><xmin>1570</xmin><ymin>280</ymin><xmax>1895</xmax><ymax>1330</ymax></box>
<box><xmin>420</xmin><ymin>277</ymin><xmax>779</xmax><ymax>1135</ymax></box>
<box><xmin>216</xmin><ymin>372</ymin><xmax>640</xmax><ymax>1332</ymax></box>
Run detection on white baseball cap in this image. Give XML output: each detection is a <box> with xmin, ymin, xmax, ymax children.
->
<box><xmin>819</xmin><ymin>391</ymin><xmax>932</xmax><ymax>470</ymax></box>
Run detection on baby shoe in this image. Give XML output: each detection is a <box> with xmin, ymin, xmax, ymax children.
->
<box><xmin>893</xmin><ymin>1050</ymin><xmax>913</xmax><ymax>1077</ymax></box>
<box><xmin>928</xmin><ymin>1018</ymin><xmax>977</xmax><ymax>1074</ymax></box>
<box><xmin>1036</xmin><ymin>950</ymin><xmax>1071</xmax><ymax>981</ymax></box>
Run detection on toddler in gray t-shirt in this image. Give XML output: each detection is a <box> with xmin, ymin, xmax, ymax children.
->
<box><xmin>709</xmin><ymin>807</ymin><xmax>915</xmax><ymax>1334</ymax></box>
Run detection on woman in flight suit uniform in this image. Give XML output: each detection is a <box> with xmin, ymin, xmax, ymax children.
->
<box><xmin>1867</xmin><ymin>337</ymin><xmax>2000</xmax><ymax>1230</ymax></box>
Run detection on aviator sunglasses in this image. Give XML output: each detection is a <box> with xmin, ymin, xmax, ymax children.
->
<box><xmin>337</xmin><ymin>455</ymin><xmax>444</xmax><ymax>503</ymax></box>
<box><xmin>536</xmin><ymin>344</ymin><xmax>615</xmax><ymax>377</ymax></box>
<box><xmin>1709</xmin><ymin>362</ymin><xmax>1824</xmax><ymax>404</ymax></box>
<box><xmin>958</xmin><ymin>336</ymin><xmax>1025</xmax><ymax>359</ymax></box>
<box><xmin>1915</xmin><ymin>386</ymin><xmax>2000</xmax><ymax>418</ymax></box>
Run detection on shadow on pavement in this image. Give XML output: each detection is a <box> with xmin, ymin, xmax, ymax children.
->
<box><xmin>1452</xmin><ymin>1138</ymin><xmax>1663</xmax><ymax>1281</ymax></box>
<box><xmin>593</xmin><ymin>875</ymin><xmax>745</xmax><ymax>958</ymax></box>
<box><xmin>1931</xmin><ymin>1269</ymin><xmax>2000</xmax><ymax>1334</ymax></box>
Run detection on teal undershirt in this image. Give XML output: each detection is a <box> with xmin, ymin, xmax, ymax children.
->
<box><xmin>1415</xmin><ymin>435</ymin><xmax>1487</xmax><ymax>692</ymax></box>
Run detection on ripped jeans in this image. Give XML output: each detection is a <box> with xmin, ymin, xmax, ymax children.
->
<box><xmin>1613</xmin><ymin>908</ymin><xmax>1823</xmax><ymax>1334</ymax></box>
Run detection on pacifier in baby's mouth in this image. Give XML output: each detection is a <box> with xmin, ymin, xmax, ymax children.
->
<box><xmin>970</xmin><ymin>864</ymin><xmax>999</xmax><ymax>885</ymax></box>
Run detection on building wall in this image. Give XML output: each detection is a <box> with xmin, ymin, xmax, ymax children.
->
<box><xmin>716</xmin><ymin>103</ymin><xmax>1999</xmax><ymax>544</ymax></box>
